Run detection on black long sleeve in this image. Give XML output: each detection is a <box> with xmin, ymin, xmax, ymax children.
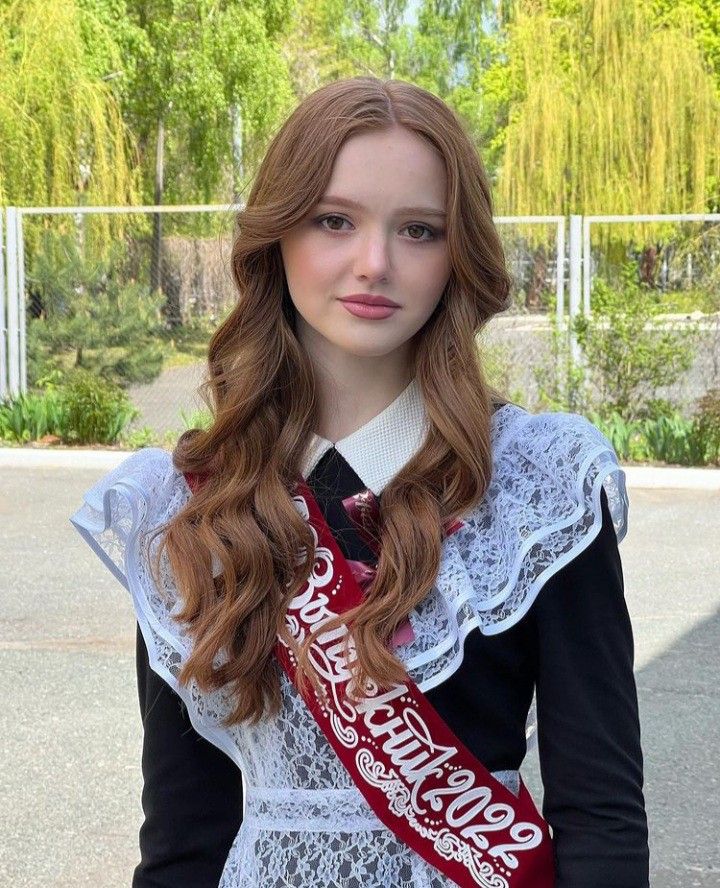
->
<box><xmin>532</xmin><ymin>487</ymin><xmax>650</xmax><ymax>887</ymax></box>
<box><xmin>132</xmin><ymin>622</ymin><xmax>243</xmax><ymax>888</ymax></box>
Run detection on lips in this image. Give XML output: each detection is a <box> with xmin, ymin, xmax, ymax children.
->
<box><xmin>340</xmin><ymin>294</ymin><xmax>401</xmax><ymax>308</ymax></box>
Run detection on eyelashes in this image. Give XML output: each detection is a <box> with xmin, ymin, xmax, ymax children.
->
<box><xmin>314</xmin><ymin>214</ymin><xmax>441</xmax><ymax>242</ymax></box>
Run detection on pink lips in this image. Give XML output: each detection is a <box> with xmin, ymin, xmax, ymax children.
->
<box><xmin>338</xmin><ymin>294</ymin><xmax>400</xmax><ymax>319</ymax></box>
<box><xmin>340</xmin><ymin>301</ymin><xmax>398</xmax><ymax>319</ymax></box>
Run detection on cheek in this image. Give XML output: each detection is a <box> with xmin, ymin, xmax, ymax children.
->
<box><xmin>283</xmin><ymin>237</ymin><xmax>334</xmax><ymax>290</ymax></box>
<box><xmin>410</xmin><ymin>256</ymin><xmax>451</xmax><ymax>311</ymax></box>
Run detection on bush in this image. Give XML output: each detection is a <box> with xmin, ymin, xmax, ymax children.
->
<box><xmin>27</xmin><ymin>230</ymin><xmax>166</xmax><ymax>387</ymax></box>
<box><xmin>575</xmin><ymin>265</ymin><xmax>700</xmax><ymax>420</ymax></box>
<box><xmin>0</xmin><ymin>368</ymin><xmax>137</xmax><ymax>445</ymax></box>
<box><xmin>0</xmin><ymin>389</ymin><xmax>62</xmax><ymax>443</ymax></box>
<box><xmin>536</xmin><ymin>263</ymin><xmax>701</xmax><ymax>421</ymax></box>
<box><xmin>693</xmin><ymin>387</ymin><xmax>720</xmax><ymax>465</ymax></box>
<box><xmin>532</xmin><ymin>264</ymin><xmax>719</xmax><ymax>465</ymax></box>
<box><xmin>588</xmin><ymin>392</ymin><xmax>720</xmax><ymax>466</ymax></box>
<box><xmin>59</xmin><ymin>368</ymin><xmax>139</xmax><ymax>445</ymax></box>
<box><xmin>178</xmin><ymin>407</ymin><xmax>213</xmax><ymax>431</ymax></box>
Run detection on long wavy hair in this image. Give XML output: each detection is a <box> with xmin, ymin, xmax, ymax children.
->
<box><xmin>151</xmin><ymin>76</ymin><xmax>514</xmax><ymax>726</ymax></box>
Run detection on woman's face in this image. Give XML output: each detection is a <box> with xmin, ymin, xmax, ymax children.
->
<box><xmin>279</xmin><ymin>125</ymin><xmax>451</xmax><ymax>363</ymax></box>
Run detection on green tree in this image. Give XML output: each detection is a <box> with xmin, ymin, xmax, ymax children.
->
<box><xmin>483</xmin><ymin>0</ymin><xmax>720</xmax><ymax>230</ymax></box>
<box><xmin>120</xmin><ymin>0</ymin><xmax>296</xmax><ymax>206</ymax></box>
<box><xmin>27</xmin><ymin>230</ymin><xmax>165</xmax><ymax>386</ymax></box>
<box><xmin>281</xmin><ymin>0</ymin><xmax>500</xmax><ymax>144</ymax></box>
<box><xmin>652</xmin><ymin>0</ymin><xmax>720</xmax><ymax>90</ymax></box>
<box><xmin>108</xmin><ymin>1</ymin><xmax>297</xmax><ymax>323</ymax></box>
<box><xmin>0</xmin><ymin>0</ymin><xmax>139</xmax><ymax>212</ymax></box>
<box><xmin>472</xmin><ymin>0</ymin><xmax>720</xmax><ymax>308</ymax></box>
<box><xmin>535</xmin><ymin>264</ymin><xmax>701</xmax><ymax>420</ymax></box>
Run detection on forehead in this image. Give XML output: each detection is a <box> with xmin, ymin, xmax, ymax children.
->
<box><xmin>324</xmin><ymin>128</ymin><xmax>447</xmax><ymax>210</ymax></box>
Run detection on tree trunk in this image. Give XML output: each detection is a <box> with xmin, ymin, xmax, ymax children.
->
<box><xmin>639</xmin><ymin>244</ymin><xmax>659</xmax><ymax>288</ymax></box>
<box><xmin>526</xmin><ymin>245</ymin><xmax>547</xmax><ymax>311</ymax></box>
<box><xmin>151</xmin><ymin>114</ymin><xmax>182</xmax><ymax>329</ymax></box>
<box><xmin>150</xmin><ymin>114</ymin><xmax>164</xmax><ymax>297</ymax></box>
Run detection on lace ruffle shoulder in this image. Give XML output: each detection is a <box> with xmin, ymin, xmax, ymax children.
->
<box><xmin>399</xmin><ymin>404</ymin><xmax>628</xmax><ymax>692</ymax></box>
<box><xmin>69</xmin><ymin>405</ymin><xmax>627</xmax><ymax>700</ymax></box>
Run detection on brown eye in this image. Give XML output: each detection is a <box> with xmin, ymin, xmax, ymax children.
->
<box><xmin>406</xmin><ymin>223</ymin><xmax>436</xmax><ymax>241</ymax></box>
<box><xmin>317</xmin><ymin>214</ymin><xmax>349</xmax><ymax>231</ymax></box>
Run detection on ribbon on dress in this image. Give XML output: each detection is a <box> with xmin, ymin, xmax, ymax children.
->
<box><xmin>341</xmin><ymin>487</ymin><xmax>416</xmax><ymax>648</ymax></box>
<box><xmin>183</xmin><ymin>471</ymin><xmax>556</xmax><ymax>888</ymax></box>
<box><xmin>341</xmin><ymin>487</ymin><xmax>465</xmax><ymax>649</ymax></box>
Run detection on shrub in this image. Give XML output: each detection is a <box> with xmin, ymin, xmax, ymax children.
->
<box><xmin>572</xmin><ymin>265</ymin><xmax>700</xmax><ymax>420</ymax></box>
<box><xmin>589</xmin><ymin>394</ymin><xmax>720</xmax><ymax>466</ymax></box>
<box><xmin>693</xmin><ymin>387</ymin><xmax>720</xmax><ymax>465</ymax></box>
<box><xmin>536</xmin><ymin>264</ymin><xmax>701</xmax><ymax>421</ymax></box>
<box><xmin>27</xmin><ymin>230</ymin><xmax>166</xmax><ymax>387</ymax></box>
<box><xmin>0</xmin><ymin>389</ymin><xmax>62</xmax><ymax>443</ymax></box>
<box><xmin>59</xmin><ymin>368</ymin><xmax>138</xmax><ymax>445</ymax></box>
<box><xmin>178</xmin><ymin>407</ymin><xmax>213</xmax><ymax>431</ymax></box>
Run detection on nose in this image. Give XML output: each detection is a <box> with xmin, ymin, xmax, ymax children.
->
<box><xmin>352</xmin><ymin>228</ymin><xmax>391</xmax><ymax>282</ymax></box>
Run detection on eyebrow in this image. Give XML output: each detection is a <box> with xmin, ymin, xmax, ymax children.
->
<box><xmin>318</xmin><ymin>194</ymin><xmax>447</xmax><ymax>219</ymax></box>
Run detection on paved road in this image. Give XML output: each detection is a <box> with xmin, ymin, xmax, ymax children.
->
<box><xmin>0</xmin><ymin>469</ymin><xmax>718</xmax><ymax>886</ymax></box>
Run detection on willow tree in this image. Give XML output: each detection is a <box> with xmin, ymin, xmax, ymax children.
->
<box><xmin>0</xmin><ymin>0</ymin><xmax>138</xmax><ymax>221</ymax></box>
<box><xmin>485</xmin><ymin>0</ymin><xmax>720</xmax><ymax>300</ymax></box>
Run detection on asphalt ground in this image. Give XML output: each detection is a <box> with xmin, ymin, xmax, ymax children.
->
<box><xmin>0</xmin><ymin>466</ymin><xmax>718</xmax><ymax>887</ymax></box>
<box><xmin>121</xmin><ymin>318</ymin><xmax>720</xmax><ymax>440</ymax></box>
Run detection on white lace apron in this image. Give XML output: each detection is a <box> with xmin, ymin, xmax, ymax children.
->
<box><xmin>69</xmin><ymin>404</ymin><xmax>628</xmax><ymax>887</ymax></box>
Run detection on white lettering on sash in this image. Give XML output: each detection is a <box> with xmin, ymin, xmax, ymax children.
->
<box><xmin>282</xmin><ymin>491</ymin><xmax>548</xmax><ymax>881</ymax></box>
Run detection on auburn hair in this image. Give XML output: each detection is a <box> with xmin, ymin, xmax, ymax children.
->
<box><xmin>149</xmin><ymin>75</ymin><xmax>513</xmax><ymax>726</ymax></box>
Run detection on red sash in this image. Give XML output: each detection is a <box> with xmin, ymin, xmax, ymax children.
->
<box><xmin>183</xmin><ymin>471</ymin><xmax>555</xmax><ymax>888</ymax></box>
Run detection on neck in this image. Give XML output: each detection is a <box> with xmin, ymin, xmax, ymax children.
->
<box><xmin>313</xmin><ymin>366</ymin><xmax>415</xmax><ymax>444</ymax></box>
<box><xmin>299</xmin><ymin>321</ymin><xmax>416</xmax><ymax>444</ymax></box>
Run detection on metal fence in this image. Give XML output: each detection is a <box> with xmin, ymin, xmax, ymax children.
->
<box><xmin>1</xmin><ymin>206</ymin><xmax>719</xmax><ymax>437</ymax></box>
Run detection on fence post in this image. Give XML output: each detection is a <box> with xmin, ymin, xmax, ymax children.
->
<box><xmin>555</xmin><ymin>218</ymin><xmax>566</xmax><ymax>328</ymax></box>
<box><xmin>0</xmin><ymin>211</ymin><xmax>6</xmax><ymax>400</ymax></box>
<box><xmin>568</xmin><ymin>214</ymin><xmax>582</xmax><ymax>368</ymax></box>
<box><xmin>17</xmin><ymin>211</ymin><xmax>26</xmax><ymax>393</ymax></box>
<box><xmin>6</xmin><ymin>207</ymin><xmax>20</xmax><ymax>398</ymax></box>
<box><xmin>582</xmin><ymin>216</ymin><xmax>592</xmax><ymax>316</ymax></box>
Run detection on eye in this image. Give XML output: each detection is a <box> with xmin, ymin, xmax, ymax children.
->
<box><xmin>316</xmin><ymin>214</ymin><xmax>350</xmax><ymax>232</ymax></box>
<box><xmin>404</xmin><ymin>223</ymin><xmax>437</xmax><ymax>242</ymax></box>
<box><xmin>315</xmin><ymin>214</ymin><xmax>439</xmax><ymax>242</ymax></box>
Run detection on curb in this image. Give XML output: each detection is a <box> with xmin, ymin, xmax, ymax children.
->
<box><xmin>1</xmin><ymin>448</ymin><xmax>719</xmax><ymax>491</ymax></box>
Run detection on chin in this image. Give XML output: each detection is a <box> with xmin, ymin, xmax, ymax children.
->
<box><xmin>332</xmin><ymin>337</ymin><xmax>405</xmax><ymax>359</ymax></box>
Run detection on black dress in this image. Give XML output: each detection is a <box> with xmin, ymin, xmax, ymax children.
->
<box><xmin>131</xmin><ymin>442</ymin><xmax>649</xmax><ymax>888</ymax></box>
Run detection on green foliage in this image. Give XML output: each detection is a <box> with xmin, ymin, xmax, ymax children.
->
<box><xmin>0</xmin><ymin>388</ymin><xmax>63</xmax><ymax>443</ymax></box>
<box><xmin>0</xmin><ymin>367</ymin><xmax>137</xmax><ymax>445</ymax></box>
<box><xmin>0</xmin><ymin>0</ymin><xmax>296</xmax><ymax>208</ymax></box>
<box><xmin>652</xmin><ymin>0</ymin><xmax>720</xmax><ymax>88</ymax></box>
<box><xmin>483</xmin><ymin>0</ymin><xmax>720</xmax><ymax>247</ymax></box>
<box><xmin>117</xmin><ymin>424</ymin><xmax>158</xmax><ymax>448</ymax></box>
<box><xmin>58</xmin><ymin>367</ymin><xmax>138</xmax><ymax>444</ymax></box>
<box><xmin>570</xmin><ymin>264</ymin><xmax>700</xmax><ymax>421</ymax></box>
<box><xmin>284</xmin><ymin>0</ymin><xmax>499</xmax><ymax>156</ymax></box>
<box><xmin>0</xmin><ymin>0</ymin><xmax>139</xmax><ymax>208</ymax></box>
<box><xmin>120</xmin><ymin>0</ymin><xmax>296</xmax><ymax>204</ymax></box>
<box><xmin>178</xmin><ymin>406</ymin><xmax>212</xmax><ymax>431</ymax></box>
<box><xmin>588</xmin><ymin>396</ymin><xmax>720</xmax><ymax>466</ymax></box>
<box><xmin>27</xmin><ymin>229</ymin><xmax>166</xmax><ymax>387</ymax></box>
<box><xmin>693</xmin><ymin>386</ymin><xmax>720</xmax><ymax>464</ymax></box>
<box><xmin>534</xmin><ymin>269</ymin><xmax>718</xmax><ymax>465</ymax></box>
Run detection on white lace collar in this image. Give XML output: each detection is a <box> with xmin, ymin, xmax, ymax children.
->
<box><xmin>300</xmin><ymin>376</ymin><xmax>429</xmax><ymax>495</ymax></box>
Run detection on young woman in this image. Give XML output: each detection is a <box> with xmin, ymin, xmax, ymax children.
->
<box><xmin>70</xmin><ymin>76</ymin><xmax>649</xmax><ymax>887</ymax></box>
